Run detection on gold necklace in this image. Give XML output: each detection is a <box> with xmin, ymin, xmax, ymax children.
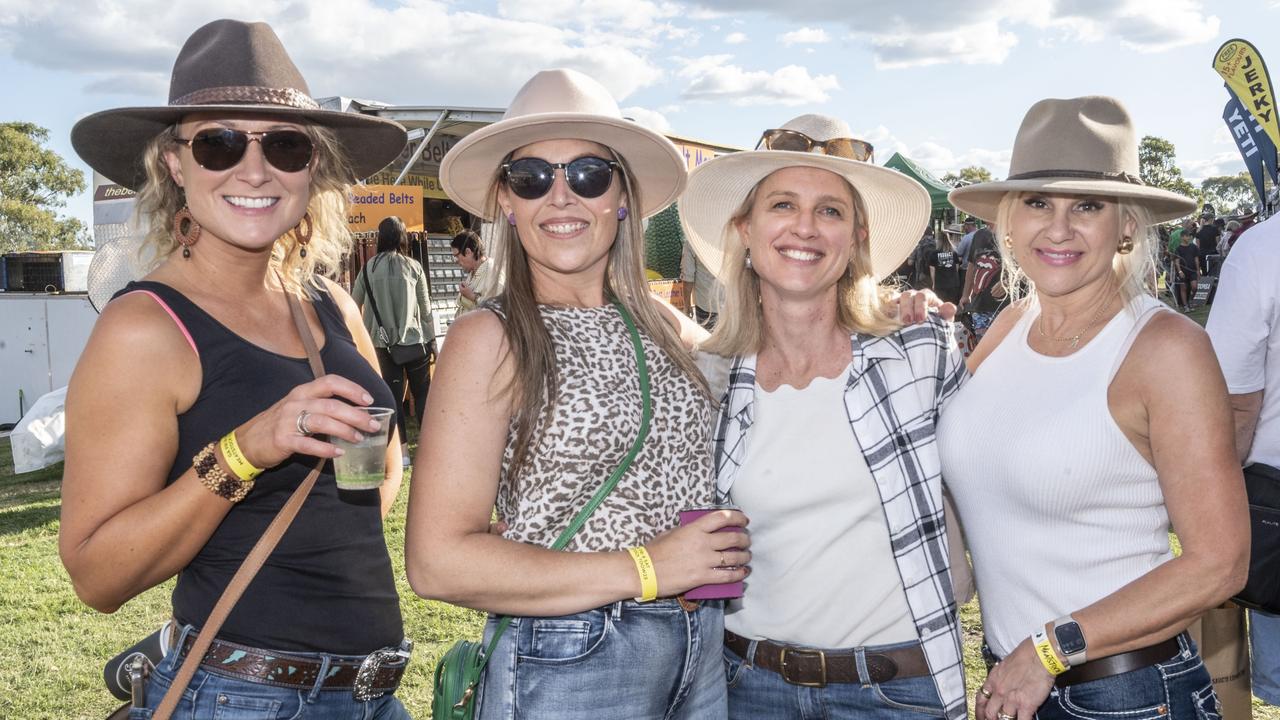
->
<box><xmin>1037</xmin><ymin>292</ymin><xmax>1116</xmax><ymax>350</ymax></box>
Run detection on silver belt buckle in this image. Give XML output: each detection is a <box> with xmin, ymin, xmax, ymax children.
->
<box><xmin>352</xmin><ymin>640</ymin><xmax>412</xmax><ymax>702</ymax></box>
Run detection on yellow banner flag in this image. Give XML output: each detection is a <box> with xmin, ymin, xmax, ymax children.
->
<box><xmin>1214</xmin><ymin>39</ymin><xmax>1279</xmax><ymax>150</ymax></box>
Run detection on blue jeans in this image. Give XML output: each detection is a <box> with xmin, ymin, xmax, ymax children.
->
<box><xmin>477</xmin><ymin>599</ymin><xmax>726</xmax><ymax>720</ymax></box>
<box><xmin>1252</xmin><ymin>610</ymin><xmax>1280</xmax><ymax>705</ymax></box>
<box><xmin>1033</xmin><ymin>634</ymin><xmax>1218</xmax><ymax>720</ymax></box>
<box><xmin>127</xmin><ymin>625</ymin><xmax>412</xmax><ymax>719</ymax></box>
<box><xmin>724</xmin><ymin>639</ymin><xmax>945</xmax><ymax>719</ymax></box>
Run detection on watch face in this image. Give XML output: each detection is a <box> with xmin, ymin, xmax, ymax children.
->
<box><xmin>1055</xmin><ymin>622</ymin><xmax>1087</xmax><ymax>656</ymax></box>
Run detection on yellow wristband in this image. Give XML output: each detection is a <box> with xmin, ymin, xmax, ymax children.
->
<box><xmin>219</xmin><ymin>431</ymin><xmax>263</xmax><ymax>481</ymax></box>
<box><xmin>627</xmin><ymin>546</ymin><xmax>658</xmax><ymax>602</ymax></box>
<box><xmin>1032</xmin><ymin>629</ymin><xmax>1069</xmax><ymax>676</ymax></box>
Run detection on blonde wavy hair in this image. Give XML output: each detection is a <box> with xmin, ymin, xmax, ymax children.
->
<box><xmin>482</xmin><ymin>149</ymin><xmax>710</xmax><ymax>485</ymax></box>
<box><xmin>700</xmin><ymin>172</ymin><xmax>902</xmax><ymax>358</ymax></box>
<box><xmin>132</xmin><ymin>121</ymin><xmax>355</xmax><ymax>296</ymax></box>
<box><xmin>993</xmin><ymin>192</ymin><xmax>1158</xmax><ymax>308</ymax></box>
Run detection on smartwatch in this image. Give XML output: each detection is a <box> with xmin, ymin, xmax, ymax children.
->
<box><xmin>1052</xmin><ymin>615</ymin><xmax>1088</xmax><ymax>666</ymax></box>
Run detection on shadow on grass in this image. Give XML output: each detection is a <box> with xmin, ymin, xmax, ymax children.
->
<box><xmin>0</xmin><ymin>501</ymin><xmax>60</xmax><ymax>536</ymax></box>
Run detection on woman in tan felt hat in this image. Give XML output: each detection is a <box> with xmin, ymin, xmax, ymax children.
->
<box><xmin>685</xmin><ymin>113</ymin><xmax>970</xmax><ymax>720</ymax></box>
<box><xmin>404</xmin><ymin>68</ymin><xmax>749</xmax><ymax>719</ymax></box>
<box><xmin>60</xmin><ymin>19</ymin><xmax>414</xmax><ymax>718</ymax></box>
<box><xmin>938</xmin><ymin>96</ymin><xmax>1248</xmax><ymax>720</ymax></box>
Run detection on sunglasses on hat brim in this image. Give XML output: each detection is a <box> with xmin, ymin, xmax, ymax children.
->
<box><xmin>756</xmin><ymin>128</ymin><xmax>874</xmax><ymax>162</ymax></box>
<box><xmin>501</xmin><ymin>156</ymin><xmax>621</xmax><ymax>200</ymax></box>
<box><xmin>175</xmin><ymin>128</ymin><xmax>315</xmax><ymax>173</ymax></box>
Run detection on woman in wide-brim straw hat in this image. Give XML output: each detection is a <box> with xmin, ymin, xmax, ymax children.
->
<box><xmin>404</xmin><ymin>68</ymin><xmax>749</xmax><ymax>719</ymax></box>
<box><xmin>685</xmin><ymin>113</ymin><xmax>970</xmax><ymax>720</ymax></box>
<box><xmin>60</xmin><ymin>19</ymin><xmax>415</xmax><ymax>718</ymax></box>
<box><xmin>937</xmin><ymin>96</ymin><xmax>1248</xmax><ymax>720</ymax></box>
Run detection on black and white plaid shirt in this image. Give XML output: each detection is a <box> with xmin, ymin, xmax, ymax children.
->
<box><xmin>705</xmin><ymin>316</ymin><xmax>969</xmax><ymax>720</ymax></box>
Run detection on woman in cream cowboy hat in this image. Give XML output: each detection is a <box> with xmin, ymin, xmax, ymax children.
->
<box><xmin>404</xmin><ymin>68</ymin><xmax>749</xmax><ymax>719</ymax></box>
<box><xmin>61</xmin><ymin>19</ymin><xmax>414</xmax><ymax>718</ymax></box>
<box><xmin>938</xmin><ymin>96</ymin><xmax>1248</xmax><ymax>720</ymax></box>
<box><xmin>685</xmin><ymin>113</ymin><xmax>970</xmax><ymax>720</ymax></box>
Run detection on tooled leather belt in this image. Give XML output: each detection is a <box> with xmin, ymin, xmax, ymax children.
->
<box><xmin>177</xmin><ymin>633</ymin><xmax>407</xmax><ymax>696</ymax></box>
<box><xmin>725</xmin><ymin>630</ymin><xmax>931</xmax><ymax>688</ymax></box>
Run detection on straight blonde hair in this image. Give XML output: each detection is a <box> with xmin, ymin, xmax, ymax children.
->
<box><xmin>700</xmin><ymin>172</ymin><xmax>902</xmax><ymax>358</ymax></box>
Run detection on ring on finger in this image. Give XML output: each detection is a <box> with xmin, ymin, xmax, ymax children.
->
<box><xmin>718</xmin><ymin>551</ymin><xmax>726</xmax><ymax>567</ymax></box>
<box><xmin>296</xmin><ymin>410</ymin><xmax>313</xmax><ymax>436</ymax></box>
<box><xmin>980</xmin><ymin>687</ymin><xmax>992</xmax><ymax>699</ymax></box>
<box><xmin>998</xmin><ymin>713</ymin><xmax>1015</xmax><ymax>720</ymax></box>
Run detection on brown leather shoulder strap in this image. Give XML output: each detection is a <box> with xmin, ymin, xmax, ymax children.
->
<box><xmin>153</xmin><ymin>283</ymin><xmax>326</xmax><ymax>720</ymax></box>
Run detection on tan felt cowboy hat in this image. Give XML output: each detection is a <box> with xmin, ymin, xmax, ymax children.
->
<box><xmin>71</xmin><ymin>18</ymin><xmax>407</xmax><ymax>190</ymax></box>
<box><xmin>440</xmin><ymin>68</ymin><xmax>686</xmax><ymax>221</ymax></box>
<box><xmin>680</xmin><ymin>113</ymin><xmax>930</xmax><ymax>279</ymax></box>
<box><xmin>949</xmin><ymin>96</ymin><xmax>1197</xmax><ymax>224</ymax></box>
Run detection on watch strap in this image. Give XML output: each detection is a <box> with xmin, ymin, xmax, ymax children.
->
<box><xmin>1052</xmin><ymin>615</ymin><xmax>1088</xmax><ymax>666</ymax></box>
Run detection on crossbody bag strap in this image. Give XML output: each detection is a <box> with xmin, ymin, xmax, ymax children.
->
<box><xmin>361</xmin><ymin>256</ymin><xmax>394</xmax><ymax>342</ymax></box>
<box><xmin>153</xmin><ymin>283</ymin><xmax>328</xmax><ymax>720</ymax></box>
<box><xmin>479</xmin><ymin>298</ymin><xmax>654</xmax><ymax>671</ymax></box>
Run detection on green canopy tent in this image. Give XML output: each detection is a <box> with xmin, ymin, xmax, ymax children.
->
<box><xmin>884</xmin><ymin>152</ymin><xmax>954</xmax><ymax>212</ymax></box>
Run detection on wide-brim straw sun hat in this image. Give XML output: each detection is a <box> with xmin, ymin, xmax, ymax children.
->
<box><xmin>681</xmin><ymin>113</ymin><xmax>930</xmax><ymax>280</ymax></box>
<box><xmin>440</xmin><ymin>68</ymin><xmax>686</xmax><ymax>221</ymax></box>
<box><xmin>71</xmin><ymin>18</ymin><xmax>407</xmax><ymax>190</ymax></box>
<box><xmin>949</xmin><ymin>96</ymin><xmax>1196</xmax><ymax>224</ymax></box>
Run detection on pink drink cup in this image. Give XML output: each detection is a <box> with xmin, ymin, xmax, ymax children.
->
<box><xmin>678</xmin><ymin>507</ymin><xmax>746</xmax><ymax>600</ymax></box>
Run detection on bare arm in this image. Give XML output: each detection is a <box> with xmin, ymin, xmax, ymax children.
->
<box><xmin>650</xmin><ymin>293</ymin><xmax>709</xmax><ymax>349</ymax></box>
<box><xmin>1229</xmin><ymin>391</ymin><xmax>1264</xmax><ymax>463</ymax></box>
<box><xmin>403</xmin><ymin>309</ymin><xmax>746</xmax><ymax>616</ymax></box>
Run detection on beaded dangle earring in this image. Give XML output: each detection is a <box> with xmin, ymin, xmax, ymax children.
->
<box><xmin>173</xmin><ymin>207</ymin><xmax>201</xmax><ymax>259</ymax></box>
<box><xmin>294</xmin><ymin>213</ymin><xmax>313</xmax><ymax>258</ymax></box>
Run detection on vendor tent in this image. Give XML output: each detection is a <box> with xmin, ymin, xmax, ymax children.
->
<box><xmin>884</xmin><ymin>153</ymin><xmax>954</xmax><ymax>212</ymax></box>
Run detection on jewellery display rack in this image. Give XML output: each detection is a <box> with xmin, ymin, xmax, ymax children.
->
<box><xmin>416</xmin><ymin>232</ymin><xmax>466</xmax><ymax>340</ymax></box>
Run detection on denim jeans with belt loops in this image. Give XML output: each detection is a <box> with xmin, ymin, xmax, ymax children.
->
<box><xmin>127</xmin><ymin>624</ymin><xmax>412</xmax><ymax>720</ymax></box>
<box><xmin>476</xmin><ymin>599</ymin><xmax>727</xmax><ymax>720</ymax></box>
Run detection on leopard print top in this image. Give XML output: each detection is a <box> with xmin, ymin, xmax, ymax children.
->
<box><xmin>491</xmin><ymin>302</ymin><xmax>714</xmax><ymax>552</ymax></box>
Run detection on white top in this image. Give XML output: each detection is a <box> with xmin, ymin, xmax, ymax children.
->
<box><xmin>724</xmin><ymin>365</ymin><xmax>916</xmax><ymax>648</ymax></box>
<box><xmin>937</xmin><ymin>295</ymin><xmax>1173</xmax><ymax>657</ymax></box>
<box><xmin>1207</xmin><ymin>215</ymin><xmax>1280</xmax><ymax>467</ymax></box>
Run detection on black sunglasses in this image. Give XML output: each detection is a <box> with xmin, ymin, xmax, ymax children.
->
<box><xmin>501</xmin><ymin>156</ymin><xmax>621</xmax><ymax>200</ymax></box>
<box><xmin>174</xmin><ymin>128</ymin><xmax>315</xmax><ymax>173</ymax></box>
<box><xmin>756</xmin><ymin>128</ymin><xmax>874</xmax><ymax>162</ymax></box>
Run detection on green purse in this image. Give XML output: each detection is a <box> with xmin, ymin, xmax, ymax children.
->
<box><xmin>431</xmin><ymin>299</ymin><xmax>654</xmax><ymax>720</ymax></box>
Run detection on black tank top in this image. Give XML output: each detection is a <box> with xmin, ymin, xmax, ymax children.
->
<box><xmin>117</xmin><ymin>280</ymin><xmax>403</xmax><ymax>654</ymax></box>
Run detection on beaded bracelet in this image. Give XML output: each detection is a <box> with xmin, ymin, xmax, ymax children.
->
<box><xmin>193</xmin><ymin>442</ymin><xmax>254</xmax><ymax>503</ymax></box>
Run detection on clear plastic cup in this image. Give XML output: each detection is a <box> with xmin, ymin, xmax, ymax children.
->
<box><xmin>332</xmin><ymin>407</ymin><xmax>394</xmax><ymax>490</ymax></box>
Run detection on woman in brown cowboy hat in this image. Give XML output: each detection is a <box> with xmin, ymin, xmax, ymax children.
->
<box><xmin>683</xmin><ymin>113</ymin><xmax>970</xmax><ymax>720</ymax></box>
<box><xmin>403</xmin><ymin>68</ymin><xmax>749</xmax><ymax>719</ymax></box>
<box><xmin>938</xmin><ymin>96</ymin><xmax>1248</xmax><ymax>720</ymax></box>
<box><xmin>59</xmin><ymin>19</ymin><xmax>414</xmax><ymax>718</ymax></box>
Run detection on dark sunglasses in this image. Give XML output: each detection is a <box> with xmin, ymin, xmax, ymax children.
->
<box><xmin>756</xmin><ymin>128</ymin><xmax>874</xmax><ymax>162</ymax></box>
<box><xmin>501</xmin><ymin>156</ymin><xmax>621</xmax><ymax>200</ymax></box>
<box><xmin>174</xmin><ymin>128</ymin><xmax>315</xmax><ymax>173</ymax></box>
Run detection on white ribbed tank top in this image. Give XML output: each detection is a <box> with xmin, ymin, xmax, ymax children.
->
<box><xmin>937</xmin><ymin>295</ymin><xmax>1173</xmax><ymax>657</ymax></box>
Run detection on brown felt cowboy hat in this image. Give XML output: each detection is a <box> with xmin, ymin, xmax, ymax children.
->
<box><xmin>440</xmin><ymin>68</ymin><xmax>686</xmax><ymax>221</ymax></box>
<box><xmin>680</xmin><ymin>113</ymin><xmax>930</xmax><ymax>279</ymax></box>
<box><xmin>71</xmin><ymin>19</ymin><xmax>407</xmax><ymax>190</ymax></box>
<box><xmin>949</xmin><ymin>96</ymin><xmax>1197</xmax><ymax>224</ymax></box>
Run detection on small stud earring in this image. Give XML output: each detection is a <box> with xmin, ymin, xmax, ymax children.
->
<box><xmin>507</xmin><ymin>212</ymin><xmax>516</xmax><ymax>226</ymax></box>
<box><xmin>1003</xmin><ymin>234</ymin><xmax>1013</xmax><ymax>251</ymax></box>
<box><xmin>617</xmin><ymin>207</ymin><xmax>628</xmax><ymax>221</ymax></box>
<box><xmin>1117</xmin><ymin>236</ymin><xmax>1134</xmax><ymax>255</ymax></box>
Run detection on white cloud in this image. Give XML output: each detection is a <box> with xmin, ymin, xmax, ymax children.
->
<box><xmin>862</xmin><ymin>124</ymin><xmax>1012</xmax><ymax>179</ymax></box>
<box><xmin>725</xmin><ymin>31</ymin><xmax>747</xmax><ymax>44</ymax></box>
<box><xmin>676</xmin><ymin>55</ymin><xmax>839</xmax><ymax>106</ymax></box>
<box><xmin>1212</xmin><ymin>126</ymin><xmax>1234</xmax><ymax>146</ymax></box>
<box><xmin>621</xmin><ymin>105</ymin><xmax>674</xmax><ymax>134</ymax></box>
<box><xmin>1184</xmin><ymin>151</ymin><xmax>1249</xmax><ymax>184</ymax></box>
<box><xmin>778</xmin><ymin>27</ymin><xmax>829</xmax><ymax>46</ymax></box>
<box><xmin>870</xmin><ymin>20</ymin><xmax>1019</xmax><ymax>69</ymax></box>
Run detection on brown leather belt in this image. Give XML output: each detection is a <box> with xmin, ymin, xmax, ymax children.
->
<box><xmin>1055</xmin><ymin>634</ymin><xmax>1185</xmax><ymax>688</ymax></box>
<box><xmin>177</xmin><ymin>633</ymin><xmax>408</xmax><ymax>696</ymax></box>
<box><xmin>725</xmin><ymin>630</ymin><xmax>930</xmax><ymax>688</ymax></box>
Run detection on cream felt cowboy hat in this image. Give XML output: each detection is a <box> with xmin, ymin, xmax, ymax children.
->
<box><xmin>949</xmin><ymin>96</ymin><xmax>1196</xmax><ymax>223</ymax></box>
<box><xmin>440</xmin><ymin>68</ymin><xmax>686</xmax><ymax>221</ymax></box>
<box><xmin>71</xmin><ymin>18</ymin><xmax>407</xmax><ymax>190</ymax></box>
<box><xmin>680</xmin><ymin>113</ymin><xmax>930</xmax><ymax>280</ymax></box>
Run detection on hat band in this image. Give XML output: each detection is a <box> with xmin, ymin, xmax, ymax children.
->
<box><xmin>1005</xmin><ymin>168</ymin><xmax>1145</xmax><ymax>186</ymax></box>
<box><xmin>170</xmin><ymin>85</ymin><xmax>319</xmax><ymax>111</ymax></box>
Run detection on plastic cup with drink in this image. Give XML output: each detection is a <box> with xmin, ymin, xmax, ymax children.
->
<box><xmin>332</xmin><ymin>406</ymin><xmax>395</xmax><ymax>490</ymax></box>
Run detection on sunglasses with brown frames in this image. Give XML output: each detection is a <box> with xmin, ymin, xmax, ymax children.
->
<box><xmin>756</xmin><ymin>128</ymin><xmax>874</xmax><ymax>162</ymax></box>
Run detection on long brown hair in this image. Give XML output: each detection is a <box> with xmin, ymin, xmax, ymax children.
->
<box><xmin>484</xmin><ymin>150</ymin><xmax>709</xmax><ymax>484</ymax></box>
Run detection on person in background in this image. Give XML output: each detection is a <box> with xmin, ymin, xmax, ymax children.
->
<box><xmin>1206</xmin><ymin>213</ymin><xmax>1280</xmax><ymax>711</ymax></box>
<box><xmin>942</xmin><ymin>95</ymin><xmax>1247</xmax><ymax>720</ymax></box>
<box><xmin>1217</xmin><ymin>219</ymin><xmax>1240</xmax><ymax>259</ymax></box>
<box><xmin>927</xmin><ymin>223</ymin><xmax>964</xmax><ymax>304</ymax></box>
<box><xmin>353</xmin><ymin>215</ymin><xmax>435</xmax><ymax>467</ymax></box>
<box><xmin>451</xmin><ymin>229</ymin><xmax>494</xmax><ymax>314</ymax></box>
<box><xmin>1195</xmin><ymin>212</ymin><xmax>1221</xmax><ymax>277</ymax></box>
<box><xmin>955</xmin><ymin>217</ymin><xmax>978</xmax><ymax>268</ymax></box>
<box><xmin>681</xmin><ymin>228</ymin><xmax>726</xmax><ymax>327</ymax></box>
<box><xmin>60</xmin><ymin>19</ymin><xmax>413</xmax><ymax>717</ymax></box>
<box><xmin>1174</xmin><ymin>227</ymin><xmax>1201</xmax><ymax>312</ymax></box>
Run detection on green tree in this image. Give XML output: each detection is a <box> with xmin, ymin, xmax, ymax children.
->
<box><xmin>1200</xmin><ymin>172</ymin><xmax>1258</xmax><ymax>213</ymax></box>
<box><xmin>941</xmin><ymin>165</ymin><xmax>994</xmax><ymax>187</ymax></box>
<box><xmin>0</xmin><ymin>122</ymin><xmax>90</xmax><ymax>254</ymax></box>
<box><xmin>1137</xmin><ymin>135</ymin><xmax>1200</xmax><ymax>206</ymax></box>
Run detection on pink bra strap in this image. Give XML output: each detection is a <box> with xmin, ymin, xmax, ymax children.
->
<box><xmin>126</xmin><ymin>289</ymin><xmax>199</xmax><ymax>359</ymax></box>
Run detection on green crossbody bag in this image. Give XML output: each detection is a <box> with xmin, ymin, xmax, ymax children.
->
<box><xmin>431</xmin><ymin>299</ymin><xmax>654</xmax><ymax>720</ymax></box>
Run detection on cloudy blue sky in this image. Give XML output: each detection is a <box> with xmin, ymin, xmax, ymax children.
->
<box><xmin>1</xmin><ymin>0</ymin><xmax>1276</xmax><ymax>229</ymax></box>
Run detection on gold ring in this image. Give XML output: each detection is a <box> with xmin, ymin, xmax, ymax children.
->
<box><xmin>296</xmin><ymin>410</ymin><xmax>312</xmax><ymax>436</ymax></box>
<box><xmin>998</xmin><ymin>713</ymin><xmax>1015</xmax><ymax>720</ymax></box>
<box><xmin>980</xmin><ymin>687</ymin><xmax>992</xmax><ymax>698</ymax></box>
